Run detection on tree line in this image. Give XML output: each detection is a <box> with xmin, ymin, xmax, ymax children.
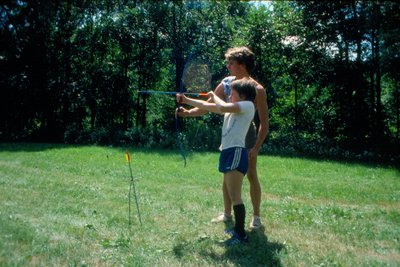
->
<box><xmin>1</xmin><ymin>0</ymin><xmax>399</xmax><ymax>162</ymax></box>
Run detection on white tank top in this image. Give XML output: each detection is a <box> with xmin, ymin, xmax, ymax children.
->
<box><xmin>220</xmin><ymin>101</ymin><xmax>255</xmax><ymax>150</ymax></box>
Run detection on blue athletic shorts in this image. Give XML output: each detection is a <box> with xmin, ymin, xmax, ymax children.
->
<box><xmin>219</xmin><ymin>147</ymin><xmax>248</xmax><ymax>175</ymax></box>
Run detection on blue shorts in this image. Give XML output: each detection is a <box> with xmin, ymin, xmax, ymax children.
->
<box><xmin>219</xmin><ymin>147</ymin><xmax>248</xmax><ymax>175</ymax></box>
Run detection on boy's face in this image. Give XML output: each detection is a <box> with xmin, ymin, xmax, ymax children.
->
<box><xmin>230</xmin><ymin>89</ymin><xmax>241</xmax><ymax>102</ymax></box>
<box><xmin>226</xmin><ymin>59</ymin><xmax>243</xmax><ymax>76</ymax></box>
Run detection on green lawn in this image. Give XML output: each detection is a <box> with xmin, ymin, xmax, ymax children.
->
<box><xmin>0</xmin><ymin>143</ymin><xmax>399</xmax><ymax>266</ymax></box>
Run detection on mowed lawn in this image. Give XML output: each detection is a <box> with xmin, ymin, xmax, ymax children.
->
<box><xmin>0</xmin><ymin>143</ymin><xmax>399</xmax><ymax>266</ymax></box>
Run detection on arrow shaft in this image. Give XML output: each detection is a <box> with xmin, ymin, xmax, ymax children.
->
<box><xmin>138</xmin><ymin>90</ymin><xmax>207</xmax><ymax>97</ymax></box>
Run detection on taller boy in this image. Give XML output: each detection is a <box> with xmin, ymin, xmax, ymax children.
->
<box><xmin>178</xmin><ymin>47</ymin><xmax>269</xmax><ymax>228</ymax></box>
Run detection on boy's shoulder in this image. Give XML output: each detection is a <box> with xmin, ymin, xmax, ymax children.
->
<box><xmin>237</xmin><ymin>100</ymin><xmax>255</xmax><ymax>112</ymax></box>
<box><xmin>250</xmin><ymin>78</ymin><xmax>264</xmax><ymax>91</ymax></box>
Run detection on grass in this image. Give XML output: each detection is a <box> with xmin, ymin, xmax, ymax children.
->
<box><xmin>0</xmin><ymin>143</ymin><xmax>399</xmax><ymax>266</ymax></box>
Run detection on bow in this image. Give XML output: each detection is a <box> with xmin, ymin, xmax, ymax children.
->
<box><xmin>175</xmin><ymin>45</ymin><xmax>200</xmax><ymax>167</ymax></box>
<box><xmin>175</xmin><ymin>66</ymin><xmax>187</xmax><ymax>167</ymax></box>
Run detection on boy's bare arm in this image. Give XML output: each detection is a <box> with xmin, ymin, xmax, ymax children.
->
<box><xmin>210</xmin><ymin>91</ymin><xmax>240</xmax><ymax>113</ymax></box>
<box><xmin>177</xmin><ymin>82</ymin><xmax>226</xmax><ymax>117</ymax></box>
<box><xmin>249</xmin><ymin>85</ymin><xmax>269</xmax><ymax>158</ymax></box>
<box><xmin>177</xmin><ymin>106</ymin><xmax>207</xmax><ymax>117</ymax></box>
<box><xmin>177</xmin><ymin>93</ymin><xmax>222</xmax><ymax>114</ymax></box>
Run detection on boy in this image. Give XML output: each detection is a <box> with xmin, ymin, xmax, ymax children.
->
<box><xmin>177</xmin><ymin>79</ymin><xmax>257</xmax><ymax>245</ymax></box>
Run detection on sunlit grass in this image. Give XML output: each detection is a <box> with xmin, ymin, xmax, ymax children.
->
<box><xmin>0</xmin><ymin>143</ymin><xmax>399</xmax><ymax>266</ymax></box>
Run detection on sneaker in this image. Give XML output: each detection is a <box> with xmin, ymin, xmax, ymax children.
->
<box><xmin>224</xmin><ymin>228</ymin><xmax>235</xmax><ymax>236</ymax></box>
<box><xmin>249</xmin><ymin>216</ymin><xmax>262</xmax><ymax>229</ymax></box>
<box><xmin>224</xmin><ymin>231</ymin><xmax>248</xmax><ymax>246</ymax></box>
<box><xmin>211</xmin><ymin>213</ymin><xmax>233</xmax><ymax>223</ymax></box>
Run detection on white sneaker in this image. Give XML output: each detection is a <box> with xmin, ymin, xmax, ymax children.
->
<box><xmin>249</xmin><ymin>216</ymin><xmax>262</xmax><ymax>229</ymax></box>
<box><xmin>211</xmin><ymin>213</ymin><xmax>233</xmax><ymax>223</ymax></box>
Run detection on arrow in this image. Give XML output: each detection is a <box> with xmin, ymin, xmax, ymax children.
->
<box><xmin>137</xmin><ymin>90</ymin><xmax>208</xmax><ymax>97</ymax></box>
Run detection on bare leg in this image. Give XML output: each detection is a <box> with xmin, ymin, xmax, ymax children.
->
<box><xmin>224</xmin><ymin>170</ymin><xmax>246</xmax><ymax>238</ymax></box>
<box><xmin>247</xmin><ymin>155</ymin><xmax>261</xmax><ymax>217</ymax></box>
<box><xmin>224</xmin><ymin>170</ymin><xmax>244</xmax><ymax>205</ymax></box>
<box><xmin>222</xmin><ymin>177</ymin><xmax>232</xmax><ymax>215</ymax></box>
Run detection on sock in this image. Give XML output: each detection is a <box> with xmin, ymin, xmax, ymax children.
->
<box><xmin>233</xmin><ymin>203</ymin><xmax>246</xmax><ymax>238</ymax></box>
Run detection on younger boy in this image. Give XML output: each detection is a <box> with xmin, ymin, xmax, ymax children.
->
<box><xmin>177</xmin><ymin>79</ymin><xmax>257</xmax><ymax>245</ymax></box>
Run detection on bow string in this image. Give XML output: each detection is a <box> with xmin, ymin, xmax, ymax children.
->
<box><xmin>175</xmin><ymin>43</ymin><xmax>202</xmax><ymax>167</ymax></box>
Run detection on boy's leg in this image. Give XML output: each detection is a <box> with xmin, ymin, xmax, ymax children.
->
<box><xmin>211</xmin><ymin>177</ymin><xmax>232</xmax><ymax>223</ymax></box>
<box><xmin>224</xmin><ymin>170</ymin><xmax>244</xmax><ymax>205</ymax></box>
<box><xmin>223</xmin><ymin>178</ymin><xmax>232</xmax><ymax>215</ymax></box>
<box><xmin>224</xmin><ymin>170</ymin><xmax>246</xmax><ymax>237</ymax></box>
<box><xmin>233</xmin><ymin>203</ymin><xmax>246</xmax><ymax>237</ymax></box>
<box><xmin>246</xmin><ymin>124</ymin><xmax>262</xmax><ymax>222</ymax></box>
<box><xmin>247</xmin><ymin>155</ymin><xmax>261</xmax><ymax>217</ymax></box>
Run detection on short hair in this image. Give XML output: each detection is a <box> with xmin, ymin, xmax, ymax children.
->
<box><xmin>224</xmin><ymin>47</ymin><xmax>255</xmax><ymax>72</ymax></box>
<box><xmin>231</xmin><ymin>79</ymin><xmax>257</xmax><ymax>103</ymax></box>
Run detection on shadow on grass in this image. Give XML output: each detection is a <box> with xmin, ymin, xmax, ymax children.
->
<box><xmin>0</xmin><ymin>142</ymin><xmax>188</xmax><ymax>156</ymax></box>
<box><xmin>265</xmin><ymin>148</ymin><xmax>400</xmax><ymax>170</ymax></box>
<box><xmin>173</xmin><ymin>226</ymin><xmax>286</xmax><ymax>267</ymax></box>
<box><xmin>222</xmin><ymin>226</ymin><xmax>286</xmax><ymax>267</ymax></box>
<box><xmin>2</xmin><ymin>142</ymin><xmax>397</xmax><ymax>170</ymax></box>
<box><xmin>0</xmin><ymin>142</ymin><xmax>71</xmax><ymax>152</ymax></box>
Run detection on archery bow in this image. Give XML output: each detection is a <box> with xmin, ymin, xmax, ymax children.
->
<box><xmin>175</xmin><ymin>42</ymin><xmax>208</xmax><ymax>167</ymax></box>
<box><xmin>175</xmin><ymin>47</ymin><xmax>197</xmax><ymax>167</ymax></box>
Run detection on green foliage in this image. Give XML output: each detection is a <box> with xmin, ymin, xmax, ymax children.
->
<box><xmin>0</xmin><ymin>1</ymin><xmax>399</xmax><ymax>162</ymax></box>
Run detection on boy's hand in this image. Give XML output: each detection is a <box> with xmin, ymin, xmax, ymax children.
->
<box><xmin>176</xmin><ymin>93</ymin><xmax>187</xmax><ymax>104</ymax></box>
<box><xmin>176</xmin><ymin>106</ymin><xmax>190</xmax><ymax>117</ymax></box>
<box><xmin>207</xmin><ymin>91</ymin><xmax>215</xmax><ymax>100</ymax></box>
